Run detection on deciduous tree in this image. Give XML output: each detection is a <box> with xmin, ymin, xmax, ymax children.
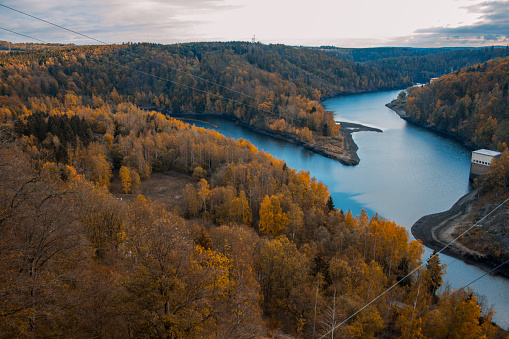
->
<box><xmin>259</xmin><ymin>195</ymin><xmax>289</xmax><ymax>236</ymax></box>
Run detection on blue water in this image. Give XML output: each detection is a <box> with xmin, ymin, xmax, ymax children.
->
<box><xmin>180</xmin><ymin>89</ymin><xmax>509</xmax><ymax>329</ymax></box>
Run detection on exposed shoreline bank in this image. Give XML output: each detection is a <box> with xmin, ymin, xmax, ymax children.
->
<box><xmin>411</xmin><ymin>190</ymin><xmax>509</xmax><ymax>278</ymax></box>
<box><xmin>169</xmin><ymin>112</ymin><xmax>381</xmax><ymax>166</ymax></box>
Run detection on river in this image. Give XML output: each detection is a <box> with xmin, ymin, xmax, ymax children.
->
<box><xmin>181</xmin><ymin>89</ymin><xmax>509</xmax><ymax>330</ymax></box>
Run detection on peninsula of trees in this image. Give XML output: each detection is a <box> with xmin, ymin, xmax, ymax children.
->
<box><xmin>387</xmin><ymin>55</ymin><xmax>509</xmax><ymax>150</ymax></box>
<box><xmin>2</xmin><ymin>41</ymin><xmax>405</xmax><ymax>165</ymax></box>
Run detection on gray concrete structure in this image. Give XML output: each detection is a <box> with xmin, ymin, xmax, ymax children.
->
<box><xmin>469</xmin><ymin>149</ymin><xmax>502</xmax><ymax>180</ymax></box>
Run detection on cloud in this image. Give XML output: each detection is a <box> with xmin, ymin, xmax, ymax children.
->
<box><xmin>408</xmin><ymin>0</ymin><xmax>509</xmax><ymax>46</ymax></box>
<box><xmin>2</xmin><ymin>0</ymin><xmax>508</xmax><ymax>47</ymax></box>
<box><xmin>0</xmin><ymin>0</ymin><xmax>241</xmax><ymax>44</ymax></box>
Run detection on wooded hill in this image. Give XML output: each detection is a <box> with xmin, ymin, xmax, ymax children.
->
<box><xmin>388</xmin><ymin>56</ymin><xmax>509</xmax><ymax>150</ymax></box>
<box><xmin>0</xmin><ymin>43</ymin><xmax>507</xmax><ymax>337</ymax></box>
<box><xmin>315</xmin><ymin>45</ymin><xmax>509</xmax><ymax>84</ymax></box>
<box><xmin>0</xmin><ymin>42</ymin><xmax>408</xmax><ymax>147</ymax></box>
<box><xmin>0</xmin><ymin>42</ymin><xmax>418</xmax><ymax>164</ymax></box>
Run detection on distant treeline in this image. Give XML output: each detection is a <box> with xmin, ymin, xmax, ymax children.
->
<box><xmin>315</xmin><ymin>45</ymin><xmax>509</xmax><ymax>84</ymax></box>
<box><xmin>0</xmin><ymin>40</ymin><xmax>73</xmax><ymax>51</ymax></box>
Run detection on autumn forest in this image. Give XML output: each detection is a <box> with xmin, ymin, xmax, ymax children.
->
<box><xmin>390</xmin><ymin>55</ymin><xmax>509</xmax><ymax>150</ymax></box>
<box><xmin>0</xmin><ymin>42</ymin><xmax>508</xmax><ymax>338</ymax></box>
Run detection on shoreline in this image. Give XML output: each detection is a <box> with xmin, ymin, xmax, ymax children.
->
<box><xmin>411</xmin><ymin>190</ymin><xmax>509</xmax><ymax>278</ymax></box>
<box><xmin>168</xmin><ymin>112</ymin><xmax>381</xmax><ymax>166</ymax></box>
<box><xmin>385</xmin><ymin>104</ymin><xmax>509</xmax><ymax>278</ymax></box>
<box><xmin>170</xmin><ymin>104</ymin><xmax>509</xmax><ymax>277</ymax></box>
<box><xmin>385</xmin><ymin>101</ymin><xmax>476</xmax><ymax>150</ymax></box>
<box><xmin>319</xmin><ymin>87</ymin><xmax>408</xmax><ymax>102</ymax></box>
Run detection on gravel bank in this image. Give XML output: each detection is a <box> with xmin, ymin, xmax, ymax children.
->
<box><xmin>411</xmin><ymin>190</ymin><xmax>509</xmax><ymax>278</ymax></box>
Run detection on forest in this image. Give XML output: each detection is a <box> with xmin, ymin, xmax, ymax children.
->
<box><xmin>2</xmin><ymin>42</ymin><xmax>507</xmax><ymax>165</ymax></box>
<box><xmin>1</xmin><ymin>43</ymin><xmax>508</xmax><ymax>338</ymax></box>
<box><xmin>389</xmin><ymin>56</ymin><xmax>509</xmax><ymax>151</ymax></box>
<box><xmin>314</xmin><ymin>45</ymin><xmax>509</xmax><ymax>84</ymax></box>
<box><xmin>0</xmin><ymin>41</ymin><xmax>415</xmax><ymax>165</ymax></box>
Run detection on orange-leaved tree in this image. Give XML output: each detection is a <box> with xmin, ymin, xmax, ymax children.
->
<box><xmin>259</xmin><ymin>195</ymin><xmax>289</xmax><ymax>237</ymax></box>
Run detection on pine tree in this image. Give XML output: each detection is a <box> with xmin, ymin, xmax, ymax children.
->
<box><xmin>425</xmin><ymin>249</ymin><xmax>445</xmax><ymax>302</ymax></box>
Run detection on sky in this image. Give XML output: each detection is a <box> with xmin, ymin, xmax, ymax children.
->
<box><xmin>1</xmin><ymin>0</ymin><xmax>509</xmax><ymax>48</ymax></box>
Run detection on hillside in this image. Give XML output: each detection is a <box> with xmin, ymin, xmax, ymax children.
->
<box><xmin>316</xmin><ymin>46</ymin><xmax>509</xmax><ymax>84</ymax></box>
<box><xmin>0</xmin><ymin>42</ymin><xmax>416</xmax><ymax>165</ymax></box>
<box><xmin>387</xmin><ymin>56</ymin><xmax>509</xmax><ymax>150</ymax></box>
<box><xmin>458</xmin><ymin>150</ymin><xmax>509</xmax><ymax>267</ymax></box>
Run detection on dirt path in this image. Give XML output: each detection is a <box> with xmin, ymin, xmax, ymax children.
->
<box><xmin>412</xmin><ymin>190</ymin><xmax>479</xmax><ymax>253</ymax></box>
<box><xmin>412</xmin><ymin>189</ymin><xmax>509</xmax><ymax>278</ymax></box>
<box><xmin>430</xmin><ymin>197</ymin><xmax>484</xmax><ymax>257</ymax></box>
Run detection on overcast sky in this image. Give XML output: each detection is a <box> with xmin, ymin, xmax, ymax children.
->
<box><xmin>1</xmin><ymin>0</ymin><xmax>508</xmax><ymax>47</ymax></box>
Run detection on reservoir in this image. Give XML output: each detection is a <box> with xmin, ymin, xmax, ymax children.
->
<box><xmin>184</xmin><ymin>89</ymin><xmax>509</xmax><ymax>329</ymax></box>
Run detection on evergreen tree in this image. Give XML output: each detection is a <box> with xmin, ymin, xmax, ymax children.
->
<box><xmin>425</xmin><ymin>249</ymin><xmax>445</xmax><ymax>302</ymax></box>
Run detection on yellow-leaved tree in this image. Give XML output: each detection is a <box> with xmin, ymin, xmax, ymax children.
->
<box><xmin>231</xmin><ymin>190</ymin><xmax>252</xmax><ymax>225</ymax></box>
<box><xmin>119</xmin><ymin>166</ymin><xmax>131</xmax><ymax>193</ymax></box>
<box><xmin>259</xmin><ymin>195</ymin><xmax>288</xmax><ymax>237</ymax></box>
<box><xmin>197</xmin><ymin>178</ymin><xmax>210</xmax><ymax>213</ymax></box>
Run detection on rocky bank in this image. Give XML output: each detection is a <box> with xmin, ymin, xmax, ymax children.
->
<box><xmin>411</xmin><ymin>188</ymin><xmax>509</xmax><ymax>278</ymax></box>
